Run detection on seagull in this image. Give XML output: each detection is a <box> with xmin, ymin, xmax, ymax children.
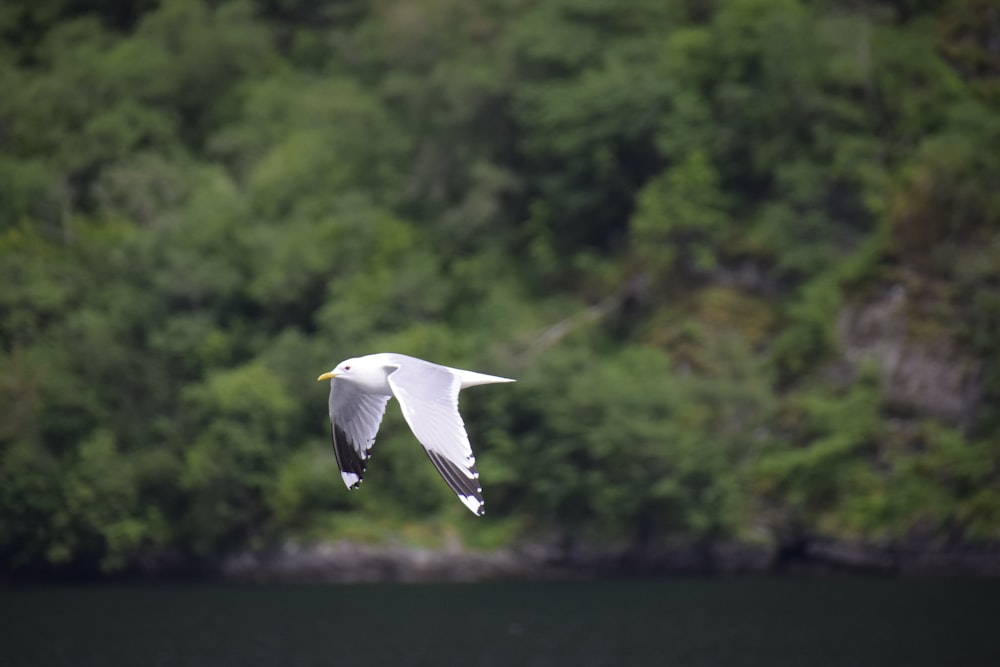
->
<box><xmin>317</xmin><ymin>353</ymin><xmax>515</xmax><ymax>516</ymax></box>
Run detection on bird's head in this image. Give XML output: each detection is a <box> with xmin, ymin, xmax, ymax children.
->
<box><xmin>317</xmin><ymin>358</ymin><xmax>358</xmax><ymax>382</ymax></box>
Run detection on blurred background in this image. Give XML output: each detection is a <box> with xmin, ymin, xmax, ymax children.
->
<box><xmin>2</xmin><ymin>0</ymin><xmax>999</xmax><ymax>585</ymax></box>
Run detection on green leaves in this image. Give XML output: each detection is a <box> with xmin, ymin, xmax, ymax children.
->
<box><xmin>631</xmin><ymin>150</ymin><xmax>729</xmax><ymax>275</ymax></box>
<box><xmin>1</xmin><ymin>0</ymin><xmax>998</xmax><ymax>575</ymax></box>
<box><xmin>488</xmin><ymin>342</ymin><xmax>773</xmax><ymax>540</ymax></box>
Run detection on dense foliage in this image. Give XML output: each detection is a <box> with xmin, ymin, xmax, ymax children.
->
<box><xmin>2</xmin><ymin>0</ymin><xmax>999</xmax><ymax>574</ymax></box>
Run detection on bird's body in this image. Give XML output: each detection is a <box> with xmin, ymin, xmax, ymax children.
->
<box><xmin>317</xmin><ymin>353</ymin><xmax>514</xmax><ymax>515</ymax></box>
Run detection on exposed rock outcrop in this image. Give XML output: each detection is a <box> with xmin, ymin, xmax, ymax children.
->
<box><xmin>836</xmin><ymin>283</ymin><xmax>982</xmax><ymax>425</ymax></box>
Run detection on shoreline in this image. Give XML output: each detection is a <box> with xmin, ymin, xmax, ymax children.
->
<box><xmin>216</xmin><ymin>537</ymin><xmax>1000</xmax><ymax>583</ymax></box>
<box><xmin>4</xmin><ymin>537</ymin><xmax>997</xmax><ymax>585</ymax></box>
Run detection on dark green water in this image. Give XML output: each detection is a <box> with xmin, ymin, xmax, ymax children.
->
<box><xmin>2</xmin><ymin>577</ymin><xmax>998</xmax><ymax>666</ymax></box>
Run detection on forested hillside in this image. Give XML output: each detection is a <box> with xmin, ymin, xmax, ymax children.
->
<box><xmin>2</xmin><ymin>0</ymin><xmax>999</xmax><ymax>577</ymax></box>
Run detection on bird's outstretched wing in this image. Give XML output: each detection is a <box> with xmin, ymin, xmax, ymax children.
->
<box><xmin>328</xmin><ymin>380</ymin><xmax>391</xmax><ymax>489</ymax></box>
<box><xmin>387</xmin><ymin>361</ymin><xmax>485</xmax><ymax>515</ymax></box>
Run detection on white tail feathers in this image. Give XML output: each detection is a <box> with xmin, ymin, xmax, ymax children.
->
<box><xmin>455</xmin><ymin>369</ymin><xmax>517</xmax><ymax>389</ymax></box>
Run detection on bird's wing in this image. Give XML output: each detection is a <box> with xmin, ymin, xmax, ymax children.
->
<box><xmin>328</xmin><ymin>380</ymin><xmax>391</xmax><ymax>489</ymax></box>
<box><xmin>387</xmin><ymin>362</ymin><xmax>485</xmax><ymax>515</ymax></box>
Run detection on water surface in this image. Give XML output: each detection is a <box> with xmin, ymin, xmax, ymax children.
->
<box><xmin>2</xmin><ymin>577</ymin><xmax>998</xmax><ymax>666</ymax></box>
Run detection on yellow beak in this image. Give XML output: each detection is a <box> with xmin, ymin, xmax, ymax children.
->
<box><xmin>317</xmin><ymin>371</ymin><xmax>337</xmax><ymax>381</ymax></box>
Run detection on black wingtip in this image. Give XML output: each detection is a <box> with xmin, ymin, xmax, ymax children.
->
<box><xmin>426</xmin><ymin>450</ymin><xmax>485</xmax><ymax>515</ymax></box>
<box><xmin>332</xmin><ymin>423</ymin><xmax>368</xmax><ymax>489</ymax></box>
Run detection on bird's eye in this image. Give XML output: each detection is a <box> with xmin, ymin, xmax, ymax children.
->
<box><xmin>344</xmin><ymin>365</ymin><xmax>351</xmax><ymax>371</ymax></box>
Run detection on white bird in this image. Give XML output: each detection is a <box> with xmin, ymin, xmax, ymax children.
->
<box><xmin>317</xmin><ymin>353</ymin><xmax>515</xmax><ymax>516</ymax></box>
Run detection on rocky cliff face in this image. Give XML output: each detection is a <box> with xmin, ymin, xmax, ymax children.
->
<box><xmin>837</xmin><ymin>282</ymin><xmax>982</xmax><ymax>427</ymax></box>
